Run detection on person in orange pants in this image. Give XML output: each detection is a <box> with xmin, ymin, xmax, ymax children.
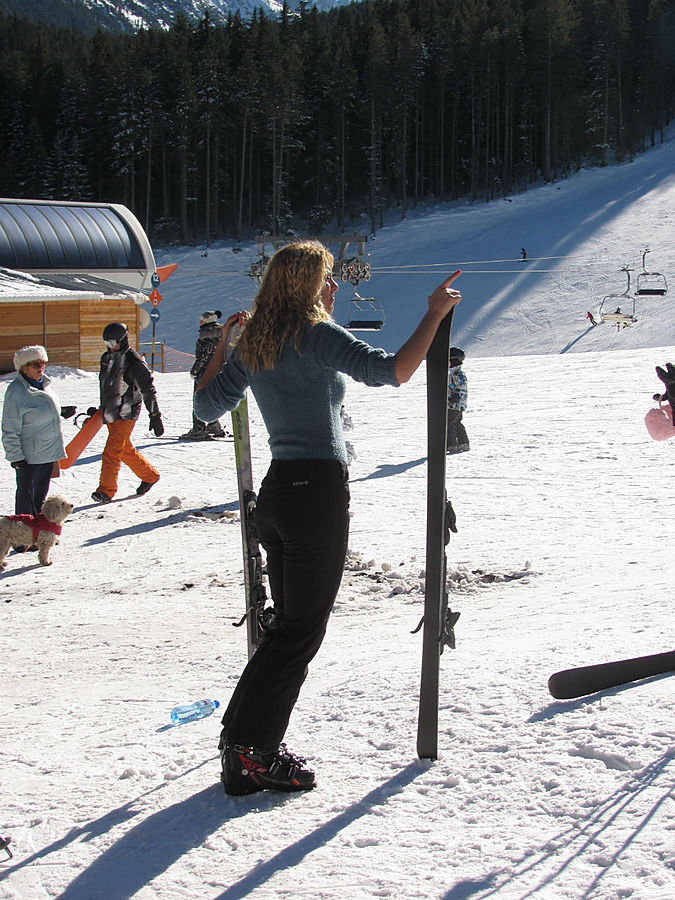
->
<box><xmin>97</xmin><ymin>419</ymin><xmax>160</xmax><ymax>499</ymax></box>
<box><xmin>91</xmin><ymin>322</ymin><xmax>164</xmax><ymax>503</ymax></box>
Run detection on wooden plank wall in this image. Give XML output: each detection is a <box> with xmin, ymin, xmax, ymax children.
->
<box><xmin>0</xmin><ymin>300</ymin><xmax>141</xmax><ymax>373</ymax></box>
<box><xmin>0</xmin><ymin>304</ymin><xmax>44</xmax><ymax>372</ymax></box>
<box><xmin>46</xmin><ymin>302</ymin><xmax>80</xmax><ymax>369</ymax></box>
<box><xmin>79</xmin><ymin>300</ymin><xmax>140</xmax><ymax>371</ymax></box>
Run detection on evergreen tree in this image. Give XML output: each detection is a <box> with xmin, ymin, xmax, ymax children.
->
<box><xmin>0</xmin><ymin>2</ymin><xmax>672</xmax><ymax>238</ymax></box>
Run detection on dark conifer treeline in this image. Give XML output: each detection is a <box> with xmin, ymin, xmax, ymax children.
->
<box><xmin>0</xmin><ymin>0</ymin><xmax>673</xmax><ymax>244</ymax></box>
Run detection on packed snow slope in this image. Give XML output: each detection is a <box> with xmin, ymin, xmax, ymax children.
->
<box><xmin>1</xmin><ymin>136</ymin><xmax>674</xmax><ymax>900</ymax></box>
<box><xmin>1</xmin><ymin>347</ymin><xmax>674</xmax><ymax>900</ymax></box>
<box><xmin>154</xmin><ymin>132</ymin><xmax>675</xmax><ymax>359</ymax></box>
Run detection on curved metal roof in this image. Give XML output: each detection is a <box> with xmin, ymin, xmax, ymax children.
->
<box><xmin>0</xmin><ymin>200</ymin><xmax>146</xmax><ymax>271</ymax></box>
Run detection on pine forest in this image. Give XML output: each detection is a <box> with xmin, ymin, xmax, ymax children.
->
<box><xmin>0</xmin><ymin>0</ymin><xmax>673</xmax><ymax>244</ymax></box>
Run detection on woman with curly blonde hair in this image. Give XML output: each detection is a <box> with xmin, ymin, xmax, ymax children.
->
<box><xmin>196</xmin><ymin>240</ymin><xmax>461</xmax><ymax>796</ymax></box>
<box><xmin>237</xmin><ymin>240</ymin><xmax>334</xmax><ymax>370</ymax></box>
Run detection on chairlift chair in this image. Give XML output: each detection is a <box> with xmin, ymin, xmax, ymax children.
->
<box><xmin>635</xmin><ymin>249</ymin><xmax>668</xmax><ymax>296</ymax></box>
<box><xmin>598</xmin><ymin>266</ymin><xmax>637</xmax><ymax>326</ymax></box>
<box><xmin>249</xmin><ymin>254</ymin><xmax>270</xmax><ymax>283</ymax></box>
<box><xmin>345</xmin><ymin>292</ymin><xmax>385</xmax><ymax>331</ymax></box>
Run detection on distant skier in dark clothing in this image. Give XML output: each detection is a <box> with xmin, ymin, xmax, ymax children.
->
<box><xmin>183</xmin><ymin>310</ymin><xmax>250</xmax><ymax>439</ymax></box>
<box><xmin>183</xmin><ymin>311</ymin><xmax>226</xmax><ymax>439</ymax></box>
<box><xmin>653</xmin><ymin>362</ymin><xmax>675</xmax><ymax>424</ymax></box>
<box><xmin>446</xmin><ymin>347</ymin><xmax>469</xmax><ymax>454</ymax></box>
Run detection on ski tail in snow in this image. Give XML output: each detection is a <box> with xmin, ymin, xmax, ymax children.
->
<box><xmin>417</xmin><ymin>305</ymin><xmax>460</xmax><ymax>760</ymax></box>
<box><xmin>548</xmin><ymin>649</ymin><xmax>675</xmax><ymax>699</ymax></box>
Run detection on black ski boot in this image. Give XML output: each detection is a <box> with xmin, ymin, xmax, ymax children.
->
<box><xmin>180</xmin><ymin>426</ymin><xmax>212</xmax><ymax>440</ymax></box>
<box><xmin>206</xmin><ymin>421</ymin><xmax>226</xmax><ymax>438</ymax></box>
<box><xmin>220</xmin><ymin>742</ymin><xmax>316</xmax><ymax>796</ymax></box>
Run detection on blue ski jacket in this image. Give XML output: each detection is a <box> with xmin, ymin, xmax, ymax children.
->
<box><xmin>1</xmin><ymin>372</ymin><xmax>66</xmax><ymax>464</ymax></box>
<box><xmin>195</xmin><ymin>320</ymin><xmax>399</xmax><ymax>463</ymax></box>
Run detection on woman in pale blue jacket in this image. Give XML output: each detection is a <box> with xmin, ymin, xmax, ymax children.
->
<box><xmin>1</xmin><ymin>345</ymin><xmax>68</xmax><ymax>516</ymax></box>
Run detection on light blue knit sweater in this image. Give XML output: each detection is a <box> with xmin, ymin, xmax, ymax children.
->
<box><xmin>195</xmin><ymin>320</ymin><xmax>399</xmax><ymax>463</ymax></box>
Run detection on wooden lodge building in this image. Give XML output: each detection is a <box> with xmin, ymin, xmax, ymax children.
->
<box><xmin>0</xmin><ymin>199</ymin><xmax>158</xmax><ymax>373</ymax></box>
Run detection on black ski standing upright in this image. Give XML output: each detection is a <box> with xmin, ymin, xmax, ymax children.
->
<box><xmin>226</xmin><ymin>322</ymin><xmax>269</xmax><ymax>659</ymax></box>
<box><xmin>417</xmin><ymin>307</ymin><xmax>460</xmax><ymax>759</ymax></box>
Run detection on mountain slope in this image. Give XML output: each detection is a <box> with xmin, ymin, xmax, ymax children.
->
<box><xmin>0</xmin><ymin>0</ymin><xmax>349</xmax><ymax>32</ymax></box>
<box><xmin>154</xmin><ymin>129</ymin><xmax>675</xmax><ymax>359</ymax></box>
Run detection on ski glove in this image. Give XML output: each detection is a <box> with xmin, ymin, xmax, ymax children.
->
<box><xmin>149</xmin><ymin>410</ymin><xmax>164</xmax><ymax>437</ymax></box>
<box><xmin>11</xmin><ymin>459</ymin><xmax>27</xmax><ymax>469</ymax></box>
<box><xmin>60</xmin><ymin>406</ymin><xmax>77</xmax><ymax>419</ymax></box>
<box><xmin>656</xmin><ymin>363</ymin><xmax>675</xmax><ymax>400</ymax></box>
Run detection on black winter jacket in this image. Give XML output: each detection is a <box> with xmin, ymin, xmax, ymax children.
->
<box><xmin>190</xmin><ymin>322</ymin><xmax>224</xmax><ymax>382</ymax></box>
<box><xmin>99</xmin><ymin>344</ymin><xmax>158</xmax><ymax>423</ymax></box>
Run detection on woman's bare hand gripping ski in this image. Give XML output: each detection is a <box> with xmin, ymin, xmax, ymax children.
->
<box><xmin>394</xmin><ymin>270</ymin><xmax>462</xmax><ymax>384</ymax></box>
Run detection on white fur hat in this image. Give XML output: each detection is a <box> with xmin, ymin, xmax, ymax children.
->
<box><xmin>200</xmin><ymin>310</ymin><xmax>222</xmax><ymax>325</ymax></box>
<box><xmin>14</xmin><ymin>345</ymin><xmax>48</xmax><ymax>371</ymax></box>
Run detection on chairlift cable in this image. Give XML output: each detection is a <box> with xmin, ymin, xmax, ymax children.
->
<box><xmin>371</xmin><ymin>268</ymin><xmax>564</xmax><ymax>274</ymax></box>
<box><xmin>370</xmin><ymin>253</ymin><xmax>606</xmax><ymax>269</ymax></box>
<box><xmin>150</xmin><ymin>269</ymin><xmax>246</xmax><ymax>276</ymax></box>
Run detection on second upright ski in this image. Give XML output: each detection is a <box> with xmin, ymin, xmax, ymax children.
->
<box><xmin>231</xmin><ymin>396</ymin><xmax>269</xmax><ymax>658</ymax></box>
<box><xmin>417</xmin><ymin>280</ymin><xmax>461</xmax><ymax>760</ymax></box>
<box><xmin>225</xmin><ymin>322</ymin><xmax>270</xmax><ymax>659</ymax></box>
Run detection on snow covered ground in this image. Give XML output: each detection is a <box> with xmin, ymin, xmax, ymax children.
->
<box><xmin>1</xmin><ymin>136</ymin><xmax>674</xmax><ymax>900</ymax></box>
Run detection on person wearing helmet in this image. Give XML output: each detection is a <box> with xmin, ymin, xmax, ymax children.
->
<box><xmin>446</xmin><ymin>346</ymin><xmax>470</xmax><ymax>454</ymax></box>
<box><xmin>182</xmin><ymin>310</ymin><xmax>227</xmax><ymax>440</ymax></box>
<box><xmin>91</xmin><ymin>323</ymin><xmax>163</xmax><ymax>503</ymax></box>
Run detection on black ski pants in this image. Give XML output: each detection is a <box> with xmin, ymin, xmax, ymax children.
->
<box><xmin>221</xmin><ymin>459</ymin><xmax>350</xmax><ymax>751</ymax></box>
<box><xmin>15</xmin><ymin>461</ymin><xmax>54</xmax><ymax>516</ymax></box>
<box><xmin>446</xmin><ymin>408</ymin><xmax>469</xmax><ymax>451</ymax></box>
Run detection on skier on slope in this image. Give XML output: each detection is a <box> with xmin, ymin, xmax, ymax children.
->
<box><xmin>195</xmin><ymin>240</ymin><xmax>461</xmax><ymax>796</ymax></box>
<box><xmin>183</xmin><ymin>310</ymin><xmax>250</xmax><ymax>439</ymax></box>
<box><xmin>182</xmin><ymin>311</ymin><xmax>227</xmax><ymax>439</ymax></box>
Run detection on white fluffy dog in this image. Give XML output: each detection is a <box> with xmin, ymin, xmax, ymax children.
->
<box><xmin>0</xmin><ymin>495</ymin><xmax>74</xmax><ymax>568</ymax></box>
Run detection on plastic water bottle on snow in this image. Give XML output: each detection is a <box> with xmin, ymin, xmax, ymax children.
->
<box><xmin>170</xmin><ymin>698</ymin><xmax>220</xmax><ymax>725</ymax></box>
